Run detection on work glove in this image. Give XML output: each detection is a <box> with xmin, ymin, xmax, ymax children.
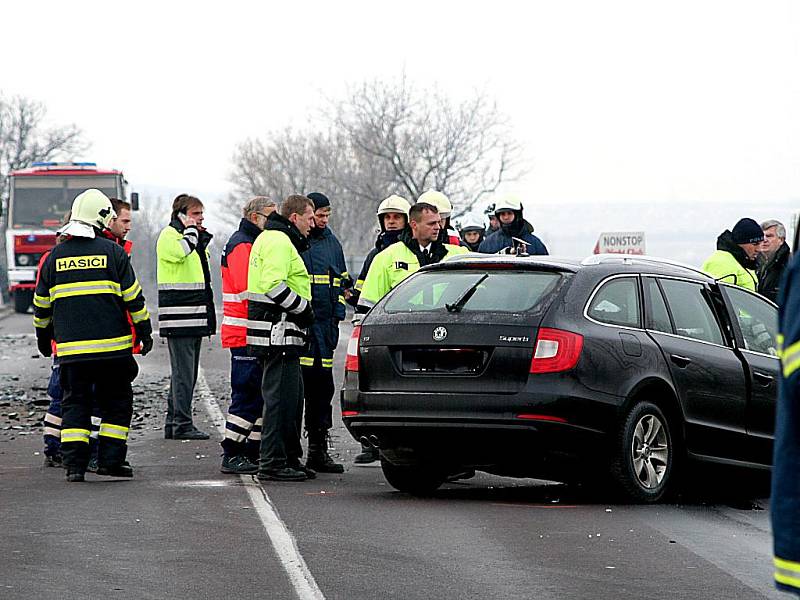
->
<box><xmin>140</xmin><ymin>336</ymin><xmax>154</xmax><ymax>356</ymax></box>
<box><xmin>37</xmin><ymin>335</ymin><xmax>53</xmax><ymax>358</ymax></box>
<box><xmin>295</xmin><ymin>304</ymin><xmax>315</xmax><ymax>329</ymax></box>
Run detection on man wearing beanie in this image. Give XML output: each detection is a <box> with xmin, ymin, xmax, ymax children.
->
<box><xmin>701</xmin><ymin>218</ymin><xmax>764</xmax><ymax>291</ymax></box>
<box><xmin>300</xmin><ymin>192</ymin><xmax>351</xmax><ymax>473</ymax></box>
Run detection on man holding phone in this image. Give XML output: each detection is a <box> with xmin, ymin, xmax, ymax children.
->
<box><xmin>156</xmin><ymin>194</ymin><xmax>216</xmax><ymax>440</ymax></box>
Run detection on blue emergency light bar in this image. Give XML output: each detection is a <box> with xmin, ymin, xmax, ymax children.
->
<box><xmin>31</xmin><ymin>161</ymin><xmax>97</xmax><ymax>167</ymax></box>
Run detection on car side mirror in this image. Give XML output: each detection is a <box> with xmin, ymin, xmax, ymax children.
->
<box><xmin>130</xmin><ymin>192</ymin><xmax>140</xmax><ymax>211</ymax></box>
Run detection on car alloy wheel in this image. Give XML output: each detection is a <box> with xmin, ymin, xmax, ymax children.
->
<box><xmin>631</xmin><ymin>414</ymin><xmax>669</xmax><ymax>489</ymax></box>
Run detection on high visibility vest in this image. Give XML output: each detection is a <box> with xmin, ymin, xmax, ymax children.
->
<box><xmin>156</xmin><ymin>220</ymin><xmax>216</xmax><ymax>337</ymax></box>
<box><xmin>221</xmin><ymin>219</ymin><xmax>262</xmax><ymax>348</ymax></box>
<box><xmin>701</xmin><ymin>250</ymin><xmax>758</xmax><ymax>291</ymax></box>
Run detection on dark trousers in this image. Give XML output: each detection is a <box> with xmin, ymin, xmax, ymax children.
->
<box><xmin>302</xmin><ymin>363</ymin><xmax>335</xmax><ymax>436</ymax></box>
<box><xmin>166</xmin><ymin>336</ymin><xmax>202</xmax><ymax>435</ymax></box>
<box><xmin>59</xmin><ymin>357</ymin><xmax>137</xmax><ymax>470</ymax></box>
<box><xmin>43</xmin><ymin>364</ymin><xmax>101</xmax><ymax>458</ymax></box>
<box><xmin>259</xmin><ymin>351</ymin><xmax>304</xmax><ymax>471</ymax></box>
<box><xmin>222</xmin><ymin>347</ymin><xmax>264</xmax><ymax>459</ymax></box>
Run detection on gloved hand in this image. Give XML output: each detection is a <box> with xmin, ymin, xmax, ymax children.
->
<box><xmin>295</xmin><ymin>304</ymin><xmax>315</xmax><ymax>329</ymax></box>
<box><xmin>37</xmin><ymin>334</ymin><xmax>52</xmax><ymax>358</ymax></box>
<box><xmin>139</xmin><ymin>336</ymin><xmax>154</xmax><ymax>356</ymax></box>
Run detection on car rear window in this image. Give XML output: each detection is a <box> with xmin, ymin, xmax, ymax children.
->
<box><xmin>382</xmin><ymin>270</ymin><xmax>564</xmax><ymax>313</ymax></box>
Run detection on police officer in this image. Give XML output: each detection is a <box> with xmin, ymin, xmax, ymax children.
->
<box><xmin>246</xmin><ymin>195</ymin><xmax>316</xmax><ymax>482</ymax></box>
<box><xmin>772</xmin><ymin>246</ymin><xmax>800</xmax><ymax>595</ymax></box>
<box><xmin>33</xmin><ymin>189</ymin><xmax>152</xmax><ymax>482</ymax></box>
<box><xmin>478</xmin><ymin>195</ymin><xmax>548</xmax><ymax>255</ymax></box>
<box><xmin>301</xmin><ymin>192</ymin><xmax>351</xmax><ymax>473</ymax></box>
<box><xmin>701</xmin><ymin>218</ymin><xmax>764</xmax><ymax>292</ymax></box>
<box><xmin>219</xmin><ymin>197</ymin><xmax>276</xmax><ymax>475</ymax></box>
<box><xmin>157</xmin><ymin>194</ymin><xmax>216</xmax><ymax>440</ymax></box>
<box><xmin>357</xmin><ymin>202</ymin><xmax>468</xmax><ymax>314</ymax></box>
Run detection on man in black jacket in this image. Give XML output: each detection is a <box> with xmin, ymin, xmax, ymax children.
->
<box><xmin>34</xmin><ymin>189</ymin><xmax>153</xmax><ymax>482</ymax></box>
<box><xmin>758</xmin><ymin>219</ymin><xmax>791</xmax><ymax>303</ymax></box>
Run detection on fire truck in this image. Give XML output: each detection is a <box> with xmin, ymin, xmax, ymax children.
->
<box><xmin>3</xmin><ymin>162</ymin><xmax>138</xmax><ymax>313</ymax></box>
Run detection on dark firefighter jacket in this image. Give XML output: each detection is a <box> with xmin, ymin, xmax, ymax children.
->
<box><xmin>156</xmin><ymin>218</ymin><xmax>216</xmax><ymax>337</ymax></box>
<box><xmin>772</xmin><ymin>253</ymin><xmax>800</xmax><ymax>594</ymax></box>
<box><xmin>758</xmin><ymin>242</ymin><xmax>791</xmax><ymax>303</ymax></box>
<box><xmin>33</xmin><ymin>235</ymin><xmax>152</xmax><ymax>363</ymax></box>
<box><xmin>301</xmin><ymin>226</ymin><xmax>351</xmax><ymax>368</ymax></box>
<box><xmin>478</xmin><ymin>218</ymin><xmax>548</xmax><ymax>255</ymax></box>
<box><xmin>246</xmin><ymin>213</ymin><xmax>313</xmax><ymax>357</ymax></box>
<box><xmin>221</xmin><ymin>218</ymin><xmax>262</xmax><ymax>348</ymax></box>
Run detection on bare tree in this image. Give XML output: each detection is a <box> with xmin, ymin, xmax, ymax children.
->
<box><xmin>229</xmin><ymin>74</ymin><xmax>526</xmax><ymax>256</ymax></box>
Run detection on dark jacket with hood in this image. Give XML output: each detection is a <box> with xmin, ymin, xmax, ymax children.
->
<box><xmin>478</xmin><ymin>212</ymin><xmax>548</xmax><ymax>255</ymax></box>
<box><xmin>758</xmin><ymin>242</ymin><xmax>791</xmax><ymax>303</ymax></box>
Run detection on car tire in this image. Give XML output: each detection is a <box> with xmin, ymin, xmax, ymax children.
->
<box><xmin>610</xmin><ymin>401</ymin><xmax>673</xmax><ymax>503</ymax></box>
<box><xmin>380</xmin><ymin>458</ymin><xmax>445</xmax><ymax>496</ymax></box>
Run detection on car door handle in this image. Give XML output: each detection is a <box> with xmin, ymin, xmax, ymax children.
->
<box><xmin>670</xmin><ymin>354</ymin><xmax>692</xmax><ymax>368</ymax></box>
<box><xmin>753</xmin><ymin>371</ymin><xmax>774</xmax><ymax>385</ymax></box>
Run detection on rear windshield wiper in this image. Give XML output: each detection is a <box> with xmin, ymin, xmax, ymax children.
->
<box><xmin>446</xmin><ymin>273</ymin><xmax>489</xmax><ymax>313</ymax></box>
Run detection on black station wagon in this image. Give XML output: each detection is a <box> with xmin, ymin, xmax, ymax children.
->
<box><xmin>341</xmin><ymin>254</ymin><xmax>779</xmax><ymax>502</ymax></box>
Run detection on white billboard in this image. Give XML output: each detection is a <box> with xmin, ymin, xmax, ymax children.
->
<box><xmin>593</xmin><ymin>231</ymin><xmax>646</xmax><ymax>255</ymax></box>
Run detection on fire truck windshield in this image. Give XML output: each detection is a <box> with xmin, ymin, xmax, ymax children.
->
<box><xmin>11</xmin><ymin>176</ymin><xmax>119</xmax><ymax>228</ymax></box>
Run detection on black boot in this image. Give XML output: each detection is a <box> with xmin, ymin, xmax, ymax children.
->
<box><xmin>306</xmin><ymin>431</ymin><xmax>344</xmax><ymax>474</ymax></box>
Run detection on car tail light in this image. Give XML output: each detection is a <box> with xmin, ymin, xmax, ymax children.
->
<box><xmin>515</xmin><ymin>413</ymin><xmax>567</xmax><ymax>423</ymax></box>
<box><xmin>345</xmin><ymin>325</ymin><xmax>361</xmax><ymax>372</ymax></box>
<box><xmin>342</xmin><ymin>410</ymin><xmax>359</xmax><ymax>417</ymax></box>
<box><xmin>530</xmin><ymin>328</ymin><xmax>583</xmax><ymax>374</ymax></box>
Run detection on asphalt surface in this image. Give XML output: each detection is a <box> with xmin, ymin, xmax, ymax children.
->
<box><xmin>0</xmin><ymin>309</ymin><xmax>784</xmax><ymax>599</ymax></box>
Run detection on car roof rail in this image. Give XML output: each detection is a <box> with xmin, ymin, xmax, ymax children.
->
<box><xmin>581</xmin><ymin>254</ymin><xmax>711</xmax><ymax>278</ymax></box>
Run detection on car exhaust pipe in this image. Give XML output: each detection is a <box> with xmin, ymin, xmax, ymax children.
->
<box><xmin>368</xmin><ymin>434</ymin><xmax>381</xmax><ymax>449</ymax></box>
<box><xmin>359</xmin><ymin>436</ymin><xmax>372</xmax><ymax>447</ymax></box>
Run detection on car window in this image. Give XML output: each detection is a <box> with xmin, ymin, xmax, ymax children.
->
<box><xmin>644</xmin><ymin>277</ymin><xmax>672</xmax><ymax>333</ymax></box>
<box><xmin>383</xmin><ymin>270</ymin><xmax>563</xmax><ymax>313</ymax></box>
<box><xmin>658</xmin><ymin>279</ymin><xmax>724</xmax><ymax>345</ymax></box>
<box><xmin>587</xmin><ymin>277</ymin><xmax>640</xmax><ymax>327</ymax></box>
<box><xmin>722</xmin><ymin>285</ymin><xmax>779</xmax><ymax>356</ymax></box>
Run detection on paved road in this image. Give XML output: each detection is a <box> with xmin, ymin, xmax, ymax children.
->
<box><xmin>0</xmin><ymin>310</ymin><xmax>782</xmax><ymax>599</ymax></box>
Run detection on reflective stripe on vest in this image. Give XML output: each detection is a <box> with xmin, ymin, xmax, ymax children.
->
<box><xmin>56</xmin><ymin>335</ymin><xmax>133</xmax><ymax>357</ymax></box>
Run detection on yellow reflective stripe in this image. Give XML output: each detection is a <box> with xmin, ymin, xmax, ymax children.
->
<box><xmin>338</xmin><ymin>296</ymin><xmax>346</xmax><ymax>305</ymax></box>
<box><xmin>775</xmin><ymin>557</ymin><xmax>800</xmax><ymax>589</ymax></box>
<box><xmin>34</xmin><ymin>294</ymin><xmax>51</xmax><ymax>308</ymax></box>
<box><xmin>321</xmin><ymin>358</ymin><xmax>334</xmax><ymax>368</ymax></box>
<box><xmin>122</xmin><ymin>280</ymin><xmax>142</xmax><ymax>302</ymax></box>
<box><xmin>50</xmin><ymin>280</ymin><xmax>121</xmax><ymax>301</ymax></box>
<box><xmin>778</xmin><ymin>334</ymin><xmax>785</xmax><ymax>356</ymax></box>
<box><xmin>61</xmin><ymin>428</ymin><xmax>91</xmax><ymax>443</ymax></box>
<box><xmin>129</xmin><ymin>307</ymin><xmax>150</xmax><ymax>324</ymax></box>
<box><xmin>782</xmin><ymin>339</ymin><xmax>800</xmax><ymax>378</ymax></box>
<box><xmin>310</xmin><ymin>274</ymin><xmax>331</xmax><ymax>284</ymax></box>
<box><xmin>99</xmin><ymin>423</ymin><xmax>129</xmax><ymax>440</ymax></box>
<box><xmin>333</xmin><ymin>277</ymin><xmax>341</xmax><ymax>287</ymax></box>
<box><xmin>355</xmin><ymin>279</ymin><xmax>365</xmax><ymax>292</ymax></box>
<box><xmin>56</xmin><ymin>335</ymin><xmax>133</xmax><ymax>357</ymax></box>
<box><xmin>342</xmin><ymin>271</ymin><xmax>349</xmax><ymax>279</ymax></box>
<box><xmin>33</xmin><ymin>315</ymin><xmax>52</xmax><ymax>328</ymax></box>
<box><xmin>299</xmin><ymin>356</ymin><xmax>314</xmax><ymax>366</ymax></box>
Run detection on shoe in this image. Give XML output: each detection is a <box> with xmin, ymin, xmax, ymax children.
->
<box><xmin>221</xmin><ymin>454</ymin><xmax>258</xmax><ymax>475</ymax></box>
<box><xmin>306</xmin><ymin>444</ymin><xmax>345</xmax><ymax>474</ymax></box>
<box><xmin>96</xmin><ymin>461</ymin><xmax>134</xmax><ymax>478</ymax></box>
<box><xmin>257</xmin><ymin>467</ymin><xmax>308</xmax><ymax>482</ymax></box>
<box><xmin>288</xmin><ymin>462</ymin><xmax>317</xmax><ymax>480</ymax></box>
<box><xmin>44</xmin><ymin>454</ymin><xmax>64</xmax><ymax>468</ymax></box>
<box><xmin>86</xmin><ymin>456</ymin><xmax>99</xmax><ymax>473</ymax></box>
<box><xmin>353</xmin><ymin>447</ymin><xmax>379</xmax><ymax>465</ymax></box>
<box><xmin>173</xmin><ymin>429</ymin><xmax>210</xmax><ymax>440</ymax></box>
<box><xmin>66</xmin><ymin>469</ymin><xmax>85</xmax><ymax>482</ymax></box>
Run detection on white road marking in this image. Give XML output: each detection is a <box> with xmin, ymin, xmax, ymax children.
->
<box><xmin>197</xmin><ymin>367</ymin><xmax>325</xmax><ymax>600</ymax></box>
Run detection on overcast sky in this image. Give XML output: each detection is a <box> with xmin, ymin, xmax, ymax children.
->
<box><xmin>4</xmin><ymin>1</ymin><xmax>799</xmax><ymax>248</ymax></box>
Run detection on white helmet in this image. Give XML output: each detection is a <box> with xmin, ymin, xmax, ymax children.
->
<box><xmin>71</xmin><ymin>188</ymin><xmax>116</xmax><ymax>228</ymax></box>
<box><xmin>418</xmin><ymin>190</ymin><xmax>452</xmax><ymax>218</ymax></box>
<box><xmin>459</xmin><ymin>213</ymin><xmax>485</xmax><ymax>233</ymax></box>
<box><xmin>493</xmin><ymin>194</ymin><xmax>523</xmax><ymax>214</ymax></box>
<box><xmin>377</xmin><ymin>194</ymin><xmax>411</xmax><ymax>217</ymax></box>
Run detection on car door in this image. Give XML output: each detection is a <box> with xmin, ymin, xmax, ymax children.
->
<box><xmin>719</xmin><ymin>284</ymin><xmax>779</xmax><ymax>465</ymax></box>
<box><xmin>643</xmin><ymin>276</ymin><xmax>750</xmax><ymax>462</ymax></box>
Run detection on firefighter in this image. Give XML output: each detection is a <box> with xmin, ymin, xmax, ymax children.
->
<box><xmin>347</xmin><ymin>194</ymin><xmax>410</xmax><ymax>464</ymax></box>
<box><xmin>246</xmin><ymin>195</ymin><xmax>316</xmax><ymax>482</ymax></box>
<box><xmin>458</xmin><ymin>214</ymin><xmax>486</xmax><ymax>252</ymax></box>
<box><xmin>157</xmin><ymin>194</ymin><xmax>216</xmax><ymax>440</ymax></box>
<box><xmin>301</xmin><ymin>192</ymin><xmax>351</xmax><ymax>474</ymax></box>
<box><xmin>773</xmin><ymin>249</ymin><xmax>800</xmax><ymax>595</ymax></box>
<box><xmin>478</xmin><ymin>195</ymin><xmax>548</xmax><ymax>255</ymax></box>
<box><xmin>484</xmin><ymin>203</ymin><xmax>499</xmax><ymax>235</ymax></box>
<box><xmin>219</xmin><ymin>197</ymin><xmax>276</xmax><ymax>475</ymax></box>
<box><xmin>357</xmin><ymin>202</ymin><xmax>468</xmax><ymax>314</ymax></box>
<box><xmin>33</xmin><ymin>189</ymin><xmax>152</xmax><ymax>482</ymax></box>
<box><xmin>419</xmin><ymin>190</ymin><xmax>461</xmax><ymax>246</ymax></box>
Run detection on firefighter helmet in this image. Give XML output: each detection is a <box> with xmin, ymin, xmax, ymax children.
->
<box><xmin>377</xmin><ymin>194</ymin><xmax>411</xmax><ymax>217</ymax></box>
<box><xmin>71</xmin><ymin>188</ymin><xmax>116</xmax><ymax>229</ymax></box>
<box><xmin>493</xmin><ymin>195</ymin><xmax>523</xmax><ymax>214</ymax></box>
<box><xmin>418</xmin><ymin>190</ymin><xmax>452</xmax><ymax>218</ymax></box>
<box><xmin>459</xmin><ymin>214</ymin><xmax>485</xmax><ymax>233</ymax></box>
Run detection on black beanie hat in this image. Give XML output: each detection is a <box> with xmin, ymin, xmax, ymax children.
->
<box><xmin>306</xmin><ymin>192</ymin><xmax>330</xmax><ymax>211</ymax></box>
<box><xmin>731</xmin><ymin>218</ymin><xmax>764</xmax><ymax>244</ymax></box>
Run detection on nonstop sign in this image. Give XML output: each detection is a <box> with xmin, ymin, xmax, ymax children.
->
<box><xmin>593</xmin><ymin>231</ymin><xmax>646</xmax><ymax>255</ymax></box>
